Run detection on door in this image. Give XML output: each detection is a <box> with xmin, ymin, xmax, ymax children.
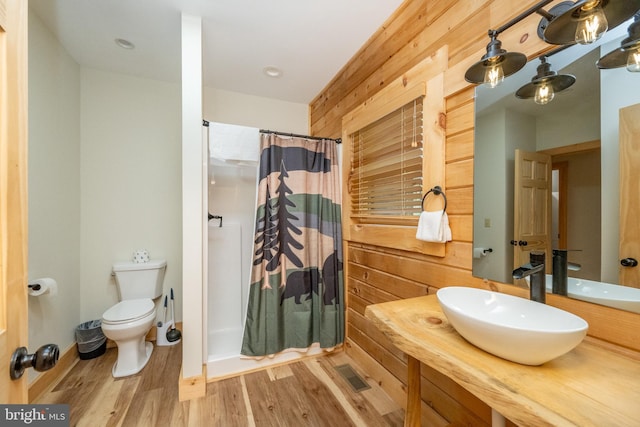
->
<box><xmin>0</xmin><ymin>0</ymin><xmax>29</xmax><ymax>403</ymax></box>
<box><xmin>619</xmin><ymin>103</ymin><xmax>640</xmax><ymax>288</ymax></box>
<box><xmin>513</xmin><ymin>149</ymin><xmax>552</xmax><ymax>272</ymax></box>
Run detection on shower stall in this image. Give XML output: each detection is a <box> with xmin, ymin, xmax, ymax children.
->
<box><xmin>205</xmin><ymin>122</ymin><xmax>326</xmax><ymax>379</ymax></box>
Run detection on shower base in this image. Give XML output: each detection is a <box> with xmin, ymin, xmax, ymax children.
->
<box><xmin>206</xmin><ymin>328</ymin><xmax>330</xmax><ymax>380</ymax></box>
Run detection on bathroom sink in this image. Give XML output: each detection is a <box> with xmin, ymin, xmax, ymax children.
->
<box><xmin>436</xmin><ymin>287</ymin><xmax>588</xmax><ymax>365</ymax></box>
<box><xmin>542</xmin><ymin>275</ymin><xmax>640</xmax><ymax>314</ymax></box>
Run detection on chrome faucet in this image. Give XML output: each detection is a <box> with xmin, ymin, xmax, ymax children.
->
<box><xmin>513</xmin><ymin>251</ymin><xmax>546</xmax><ymax>303</ymax></box>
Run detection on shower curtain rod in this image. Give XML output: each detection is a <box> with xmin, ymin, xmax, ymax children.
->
<box><xmin>259</xmin><ymin>129</ymin><xmax>341</xmax><ymax>144</ymax></box>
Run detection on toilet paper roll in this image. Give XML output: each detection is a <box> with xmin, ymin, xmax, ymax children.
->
<box><xmin>28</xmin><ymin>277</ymin><xmax>58</xmax><ymax>297</ymax></box>
<box><xmin>473</xmin><ymin>248</ymin><xmax>487</xmax><ymax>259</ymax></box>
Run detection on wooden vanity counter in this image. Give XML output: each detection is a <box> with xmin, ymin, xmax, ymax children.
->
<box><xmin>364</xmin><ymin>294</ymin><xmax>640</xmax><ymax>427</ymax></box>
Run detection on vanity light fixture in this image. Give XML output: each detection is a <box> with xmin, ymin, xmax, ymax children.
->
<box><xmin>515</xmin><ymin>56</ymin><xmax>576</xmax><ymax>105</ymax></box>
<box><xmin>598</xmin><ymin>12</ymin><xmax>640</xmax><ymax>72</ymax></box>
<box><xmin>464</xmin><ymin>31</ymin><xmax>528</xmax><ymax>87</ymax></box>
<box><xmin>465</xmin><ymin>0</ymin><xmax>556</xmax><ymax>88</ymax></box>
<box><xmin>465</xmin><ymin>0</ymin><xmax>640</xmax><ymax>87</ymax></box>
<box><xmin>538</xmin><ymin>0</ymin><xmax>640</xmax><ymax>45</ymax></box>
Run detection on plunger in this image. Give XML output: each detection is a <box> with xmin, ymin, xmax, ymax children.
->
<box><xmin>166</xmin><ymin>288</ymin><xmax>181</xmax><ymax>342</ymax></box>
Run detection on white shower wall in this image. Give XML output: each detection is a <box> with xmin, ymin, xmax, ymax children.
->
<box><xmin>207</xmin><ymin>163</ymin><xmax>256</xmax><ymax>361</ymax></box>
<box><xmin>208</xmin><ymin>223</ymin><xmax>244</xmax><ymax>359</ymax></box>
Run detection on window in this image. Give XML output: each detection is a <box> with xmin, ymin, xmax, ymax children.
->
<box><xmin>349</xmin><ymin>97</ymin><xmax>424</xmax><ymax>222</ymax></box>
<box><xmin>340</xmin><ymin>51</ymin><xmax>445</xmax><ymax>255</ymax></box>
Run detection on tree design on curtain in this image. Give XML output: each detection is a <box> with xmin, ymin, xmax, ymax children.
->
<box><xmin>253</xmin><ymin>161</ymin><xmax>304</xmax><ymax>288</ymax></box>
<box><xmin>252</xmin><ymin>183</ymin><xmax>278</xmax><ymax>289</ymax></box>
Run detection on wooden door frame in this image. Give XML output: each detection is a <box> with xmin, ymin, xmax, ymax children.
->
<box><xmin>0</xmin><ymin>0</ymin><xmax>29</xmax><ymax>404</ymax></box>
<box><xmin>541</xmin><ymin>139</ymin><xmax>601</xmax><ymax>253</ymax></box>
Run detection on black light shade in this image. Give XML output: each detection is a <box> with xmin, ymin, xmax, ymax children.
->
<box><xmin>515</xmin><ymin>57</ymin><xmax>576</xmax><ymax>102</ymax></box>
<box><xmin>597</xmin><ymin>12</ymin><xmax>640</xmax><ymax>69</ymax></box>
<box><xmin>465</xmin><ymin>34</ymin><xmax>527</xmax><ymax>85</ymax></box>
<box><xmin>539</xmin><ymin>0</ymin><xmax>640</xmax><ymax>45</ymax></box>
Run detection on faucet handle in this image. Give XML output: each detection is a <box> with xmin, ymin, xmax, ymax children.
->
<box><xmin>529</xmin><ymin>250</ymin><xmax>545</xmax><ymax>266</ymax></box>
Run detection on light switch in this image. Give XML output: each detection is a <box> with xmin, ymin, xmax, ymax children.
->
<box><xmin>484</xmin><ymin>218</ymin><xmax>491</xmax><ymax>228</ymax></box>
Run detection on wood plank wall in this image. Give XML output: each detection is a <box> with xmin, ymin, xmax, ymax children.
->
<box><xmin>309</xmin><ymin>0</ymin><xmax>640</xmax><ymax>425</ymax></box>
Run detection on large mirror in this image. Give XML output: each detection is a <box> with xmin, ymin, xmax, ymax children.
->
<box><xmin>472</xmin><ymin>23</ymin><xmax>640</xmax><ymax>314</ymax></box>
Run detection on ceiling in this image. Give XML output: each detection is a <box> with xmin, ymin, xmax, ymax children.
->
<box><xmin>29</xmin><ymin>0</ymin><xmax>404</xmax><ymax>104</ymax></box>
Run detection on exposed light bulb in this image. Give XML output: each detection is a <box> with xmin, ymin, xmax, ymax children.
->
<box><xmin>534</xmin><ymin>83</ymin><xmax>555</xmax><ymax>105</ymax></box>
<box><xmin>483</xmin><ymin>63</ymin><xmax>504</xmax><ymax>88</ymax></box>
<box><xmin>626</xmin><ymin>49</ymin><xmax>640</xmax><ymax>72</ymax></box>
<box><xmin>574</xmin><ymin>1</ymin><xmax>608</xmax><ymax>45</ymax></box>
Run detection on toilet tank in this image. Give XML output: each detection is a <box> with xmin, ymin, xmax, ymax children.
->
<box><xmin>112</xmin><ymin>259</ymin><xmax>166</xmax><ymax>300</ymax></box>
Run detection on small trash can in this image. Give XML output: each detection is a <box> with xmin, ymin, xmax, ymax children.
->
<box><xmin>76</xmin><ymin>319</ymin><xmax>107</xmax><ymax>360</ymax></box>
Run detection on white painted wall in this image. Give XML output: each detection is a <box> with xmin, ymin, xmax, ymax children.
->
<box><xmin>79</xmin><ymin>68</ymin><xmax>182</xmax><ymax>322</ymax></box>
<box><xmin>474</xmin><ymin>109</ymin><xmax>536</xmax><ymax>283</ymax></box>
<box><xmin>553</xmin><ymin>150</ymin><xmax>601</xmax><ymax>280</ymax></box>
<box><xmin>536</xmin><ymin>95</ymin><xmax>599</xmax><ymax>151</ymax></box>
<box><xmin>204</xmin><ymin>87</ymin><xmax>308</xmax><ymax>133</ymax></box>
<box><xmin>181</xmin><ymin>14</ymin><xmax>205</xmax><ymax>379</ymax></box>
<box><xmin>474</xmin><ymin>110</ymin><xmax>508</xmax><ymax>282</ymax></box>
<box><xmin>28</xmin><ymin>10</ymin><xmax>81</xmax><ymax>373</ymax></box>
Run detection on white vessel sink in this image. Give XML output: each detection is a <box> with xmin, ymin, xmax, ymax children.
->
<box><xmin>436</xmin><ymin>287</ymin><xmax>588</xmax><ymax>365</ymax></box>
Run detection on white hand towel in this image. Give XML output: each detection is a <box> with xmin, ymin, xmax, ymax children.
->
<box><xmin>416</xmin><ymin>210</ymin><xmax>452</xmax><ymax>243</ymax></box>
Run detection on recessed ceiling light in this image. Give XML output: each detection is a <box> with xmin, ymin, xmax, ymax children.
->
<box><xmin>115</xmin><ymin>38</ymin><xmax>135</xmax><ymax>49</ymax></box>
<box><xmin>263</xmin><ymin>66</ymin><xmax>283</xmax><ymax>78</ymax></box>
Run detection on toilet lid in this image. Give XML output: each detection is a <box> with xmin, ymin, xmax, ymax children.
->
<box><xmin>103</xmin><ymin>298</ymin><xmax>155</xmax><ymax>323</ymax></box>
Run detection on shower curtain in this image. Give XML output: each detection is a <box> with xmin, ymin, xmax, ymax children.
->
<box><xmin>241</xmin><ymin>133</ymin><xmax>344</xmax><ymax>357</ymax></box>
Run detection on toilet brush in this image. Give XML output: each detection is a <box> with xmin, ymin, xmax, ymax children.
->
<box><xmin>157</xmin><ymin>295</ymin><xmax>168</xmax><ymax>328</ymax></box>
<box><xmin>166</xmin><ymin>288</ymin><xmax>181</xmax><ymax>342</ymax></box>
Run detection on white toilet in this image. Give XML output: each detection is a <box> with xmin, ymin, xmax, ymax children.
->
<box><xmin>102</xmin><ymin>259</ymin><xmax>166</xmax><ymax>378</ymax></box>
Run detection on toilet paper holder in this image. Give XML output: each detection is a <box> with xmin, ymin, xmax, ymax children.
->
<box><xmin>27</xmin><ymin>277</ymin><xmax>58</xmax><ymax>297</ymax></box>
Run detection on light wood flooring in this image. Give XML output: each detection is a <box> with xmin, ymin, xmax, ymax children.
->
<box><xmin>35</xmin><ymin>344</ymin><xmax>404</xmax><ymax>426</ymax></box>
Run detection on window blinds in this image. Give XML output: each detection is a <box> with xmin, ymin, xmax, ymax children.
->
<box><xmin>349</xmin><ymin>96</ymin><xmax>424</xmax><ymax>220</ymax></box>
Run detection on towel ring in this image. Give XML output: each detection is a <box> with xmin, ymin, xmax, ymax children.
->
<box><xmin>421</xmin><ymin>186</ymin><xmax>447</xmax><ymax>212</ymax></box>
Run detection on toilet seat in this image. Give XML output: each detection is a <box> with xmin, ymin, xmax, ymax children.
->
<box><xmin>103</xmin><ymin>298</ymin><xmax>155</xmax><ymax>325</ymax></box>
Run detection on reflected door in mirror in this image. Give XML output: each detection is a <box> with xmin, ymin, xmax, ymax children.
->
<box><xmin>619</xmin><ymin>103</ymin><xmax>640</xmax><ymax>289</ymax></box>
<box><xmin>514</xmin><ymin>149</ymin><xmax>552</xmax><ymax>273</ymax></box>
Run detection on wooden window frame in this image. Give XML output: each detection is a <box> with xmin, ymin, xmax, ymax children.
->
<box><xmin>349</xmin><ymin>95</ymin><xmax>425</xmax><ymax>223</ymax></box>
<box><xmin>342</xmin><ymin>52</ymin><xmax>446</xmax><ymax>257</ymax></box>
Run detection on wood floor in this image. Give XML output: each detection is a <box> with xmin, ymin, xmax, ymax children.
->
<box><xmin>35</xmin><ymin>344</ymin><xmax>405</xmax><ymax>426</ymax></box>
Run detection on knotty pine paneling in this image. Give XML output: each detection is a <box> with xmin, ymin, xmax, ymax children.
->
<box><xmin>447</xmin><ymin>214</ymin><xmax>472</xmax><ymax>242</ymax></box>
<box><xmin>444</xmin><ymin>187</ymin><xmax>473</xmax><ymax>214</ymax></box>
<box><xmin>348</xmin><ymin>319</ymin><xmax>492</xmax><ymax>427</ymax></box>
<box><xmin>445</xmin><ymin>158</ymin><xmax>473</xmax><ymax>189</ymax></box>
<box><xmin>445</xmin><ymin>86</ymin><xmax>475</xmax><ymax>111</ymax></box>
<box><xmin>349</xmin><ymin>263</ymin><xmax>430</xmax><ymax>300</ymax></box>
<box><xmin>446</xmin><ymin>129</ymin><xmax>474</xmax><ymax>163</ymax></box>
<box><xmin>313</xmin><ymin>1</ymin><xmax>640</xmax><ymax>424</ymax></box>
<box><xmin>445</xmin><ymin>101</ymin><xmax>474</xmax><ymax>137</ymax></box>
<box><xmin>345</xmin><ymin>256</ymin><xmax>495</xmax><ymax>425</ymax></box>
